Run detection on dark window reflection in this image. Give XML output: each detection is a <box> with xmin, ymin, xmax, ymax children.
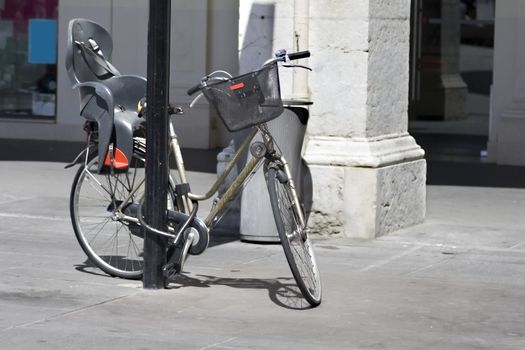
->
<box><xmin>410</xmin><ymin>0</ymin><xmax>494</xmax><ymax>121</ymax></box>
<box><xmin>409</xmin><ymin>0</ymin><xmax>495</xmax><ymax>163</ymax></box>
<box><xmin>0</xmin><ymin>0</ymin><xmax>58</xmax><ymax>118</ymax></box>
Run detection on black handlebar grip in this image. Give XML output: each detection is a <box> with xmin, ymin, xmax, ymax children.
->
<box><xmin>288</xmin><ymin>50</ymin><xmax>310</xmax><ymax>61</ymax></box>
<box><xmin>187</xmin><ymin>83</ymin><xmax>202</xmax><ymax>96</ymax></box>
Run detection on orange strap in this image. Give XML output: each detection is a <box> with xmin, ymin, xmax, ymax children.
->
<box><xmin>104</xmin><ymin>147</ymin><xmax>129</xmax><ymax>169</ymax></box>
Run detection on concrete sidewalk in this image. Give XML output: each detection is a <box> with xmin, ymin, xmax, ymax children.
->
<box><xmin>0</xmin><ymin>161</ymin><xmax>524</xmax><ymax>349</ymax></box>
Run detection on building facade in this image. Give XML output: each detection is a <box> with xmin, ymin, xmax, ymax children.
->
<box><xmin>0</xmin><ymin>0</ymin><xmax>520</xmax><ymax>238</ymax></box>
<box><xmin>0</xmin><ymin>0</ymin><xmax>239</xmax><ymax>149</ymax></box>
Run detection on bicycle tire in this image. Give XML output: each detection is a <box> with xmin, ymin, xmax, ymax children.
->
<box><xmin>70</xmin><ymin>152</ymin><xmax>175</xmax><ymax>279</ymax></box>
<box><xmin>266</xmin><ymin>166</ymin><xmax>322</xmax><ymax>307</ymax></box>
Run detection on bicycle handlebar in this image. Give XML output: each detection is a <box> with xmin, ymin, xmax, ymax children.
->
<box><xmin>288</xmin><ymin>50</ymin><xmax>310</xmax><ymax>61</ymax></box>
<box><xmin>186</xmin><ymin>49</ymin><xmax>311</xmax><ymax>96</ymax></box>
<box><xmin>187</xmin><ymin>83</ymin><xmax>202</xmax><ymax>96</ymax></box>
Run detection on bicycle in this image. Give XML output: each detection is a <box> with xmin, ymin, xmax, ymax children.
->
<box><xmin>69</xmin><ymin>49</ymin><xmax>322</xmax><ymax>307</ymax></box>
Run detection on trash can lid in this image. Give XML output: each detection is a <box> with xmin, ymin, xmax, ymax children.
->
<box><xmin>282</xmin><ymin>99</ymin><xmax>313</xmax><ymax>106</ymax></box>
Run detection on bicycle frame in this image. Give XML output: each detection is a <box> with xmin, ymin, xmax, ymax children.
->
<box><xmin>169</xmin><ymin>122</ymin><xmax>306</xmax><ymax>230</ymax></box>
<box><xmin>81</xmin><ymin>119</ymin><xmax>306</xmax><ymax>238</ymax></box>
<box><xmin>170</xmin><ymin>124</ymin><xmax>260</xmax><ymax>227</ymax></box>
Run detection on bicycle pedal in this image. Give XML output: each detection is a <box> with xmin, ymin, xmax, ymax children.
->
<box><xmin>162</xmin><ymin>262</ymin><xmax>180</xmax><ymax>279</ymax></box>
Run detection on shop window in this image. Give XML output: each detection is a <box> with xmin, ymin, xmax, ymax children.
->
<box><xmin>0</xmin><ymin>0</ymin><xmax>58</xmax><ymax>119</ymax></box>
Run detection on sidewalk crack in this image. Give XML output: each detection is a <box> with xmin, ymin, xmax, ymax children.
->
<box><xmin>359</xmin><ymin>245</ymin><xmax>423</xmax><ymax>272</ymax></box>
<box><xmin>1</xmin><ymin>294</ymin><xmax>131</xmax><ymax>332</ymax></box>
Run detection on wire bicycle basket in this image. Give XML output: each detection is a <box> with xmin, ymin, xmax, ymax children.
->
<box><xmin>201</xmin><ymin>62</ymin><xmax>284</xmax><ymax>132</ymax></box>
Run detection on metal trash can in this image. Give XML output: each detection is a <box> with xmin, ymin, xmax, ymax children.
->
<box><xmin>240</xmin><ymin>104</ymin><xmax>310</xmax><ymax>242</ymax></box>
<box><xmin>213</xmin><ymin>140</ymin><xmax>241</xmax><ymax>234</ymax></box>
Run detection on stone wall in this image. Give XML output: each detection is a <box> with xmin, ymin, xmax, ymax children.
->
<box><xmin>305</xmin><ymin>0</ymin><xmax>426</xmax><ymax>238</ymax></box>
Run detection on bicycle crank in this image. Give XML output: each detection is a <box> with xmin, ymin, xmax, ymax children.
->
<box><xmin>163</xmin><ymin>228</ymin><xmax>195</xmax><ymax>279</ymax></box>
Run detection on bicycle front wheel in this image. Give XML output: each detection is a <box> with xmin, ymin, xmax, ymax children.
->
<box><xmin>266</xmin><ymin>166</ymin><xmax>322</xmax><ymax>307</ymax></box>
<box><xmin>70</xmin><ymin>153</ymin><xmax>147</xmax><ymax>279</ymax></box>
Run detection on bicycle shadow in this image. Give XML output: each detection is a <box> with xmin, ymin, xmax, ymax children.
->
<box><xmin>74</xmin><ymin>259</ymin><xmax>107</xmax><ymax>277</ymax></box>
<box><xmin>74</xmin><ymin>258</ymin><xmax>142</xmax><ymax>280</ymax></box>
<box><xmin>167</xmin><ymin>273</ymin><xmax>313</xmax><ymax>310</ymax></box>
<box><xmin>74</xmin><ymin>259</ymin><xmax>313</xmax><ymax>310</ymax></box>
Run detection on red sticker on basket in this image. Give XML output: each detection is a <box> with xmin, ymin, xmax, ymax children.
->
<box><xmin>229</xmin><ymin>82</ymin><xmax>245</xmax><ymax>91</ymax></box>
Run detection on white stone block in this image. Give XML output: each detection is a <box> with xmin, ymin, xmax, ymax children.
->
<box><xmin>308</xmin><ymin>49</ymin><xmax>369</xmax><ymax>137</ymax></box>
<box><xmin>310</xmin><ymin>19</ymin><xmax>369</xmax><ymax>52</ymax></box>
<box><xmin>306</xmin><ymin>106</ymin><xmax>368</xmax><ymax>139</ymax></box>
<box><xmin>343</xmin><ymin>159</ymin><xmax>426</xmax><ymax>239</ymax></box>
<box><xmin>367</xmin><ymin>19</ymin><xmax>410</xmax><ymax>137</ymax></box>
<box><xmin>307</xmin><ymin>165</ymin><xmax>345</xmax><ymax>236</ymax></box>
<box><xmin>310</xmin><ymin>0</ymin><xmax>369</xmax><ymax>20</ymax></box>
<box><xmin>369</xmin><ymin>0</ymin><xmax>411</xmax><ymax>19</ymax></box>
<box><xmin>374</xmin><ymin>159</ymin><xmax>426</xmax><ymax>236</ymax></box>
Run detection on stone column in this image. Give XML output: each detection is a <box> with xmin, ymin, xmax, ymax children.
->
<box><xmin>304</xmin><ymin>0</ymin><xmax>426</xmax><ymax>239</ymax></box>
<box><xmin>477</xmin><ymin>0</ymin><xmax>495</xmax><ymax>21</ymax></box>
<box><xmin>441</xmin><ymin>0</ymin><xmax>468</xmax><ymax>120</ymax></box>
<box><xmin>488</xmin><ymin>1</ymin><xmax>525</xmax><ymax>165</ymax></box>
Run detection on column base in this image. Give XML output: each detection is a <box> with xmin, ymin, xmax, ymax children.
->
<box><xmin>307</xmin><ymin>160</ymin><xmax>426</xmax><ymax>239</ymax></box>
<box><xmin>441</xmin><ymin>74</ymin><xmax>468</xmax><ymax>121</ymax></box>
<box><xmin>304</xmin><ymin>135</ymin><xmax>426</xmax><ymax>239</ymax></box>
<box><xmin>488</xmin><ymin>105</ymin><xmax>525</xmax><ymax>166</ymax></box>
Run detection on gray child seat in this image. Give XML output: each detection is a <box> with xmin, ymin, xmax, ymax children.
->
<box><xmin>65</xmin><ymin>18</ymin><xmax>146</xmax><ymax>172</ymax></box>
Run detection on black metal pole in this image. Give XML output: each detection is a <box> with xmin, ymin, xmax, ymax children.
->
<box><xmin>144</xmin><ymin>0</ymin><xmax>171</xmax><ymax>288</ymax></box>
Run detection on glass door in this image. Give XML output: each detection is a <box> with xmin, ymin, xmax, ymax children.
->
<box><xmin>409</xmin><ymin>0</ymin><xmax>495</xmax><ymax>162</ymax></box>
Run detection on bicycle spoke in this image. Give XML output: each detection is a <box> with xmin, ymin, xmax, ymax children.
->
<box><xmin>72</xmin><ymin>154</ymin><xmax>147</xmax><ymax>278</ymax></box>
<box><xmin>84</xmin><ymin>177</ymin><xmax>112</xmax><ymax>202</ymax></box>
<box><xmin>86</xmin><ymin>217</ymin><xmax>112</xmax><ymax>245</ymax></box>
<box><xmin>91</xmin><ymin>222</ymin><xmax>119</xmax><ymax>250</ymax></box>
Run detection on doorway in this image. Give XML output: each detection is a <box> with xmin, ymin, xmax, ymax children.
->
<box><xmin>407</xmin><ymin>0</ymin><xmax>523</xmax><ymax>187</ymax></box>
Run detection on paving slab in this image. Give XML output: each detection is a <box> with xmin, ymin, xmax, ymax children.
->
<box><xmin>0</xmin><ymin>161</ymin><xmax>524</xmax><ymax>349</ymax></box>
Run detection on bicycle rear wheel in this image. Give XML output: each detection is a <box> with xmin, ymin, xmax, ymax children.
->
<box><xmin>266</xmin><ymin>166</ymin><xmax>322</xmax><ymax>307</ymax></box>
<box><xmin>70</xmin><ymin>152</ymin><xmax>149</xmax><ymax>279</ymax></box>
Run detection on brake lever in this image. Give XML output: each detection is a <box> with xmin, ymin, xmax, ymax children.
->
<box><xmin>282</xmin><ymin>64</ymin><xmax>312</xmax><ymax>71</ymax></box>
<box><xmin>190</xmin><ymin>93</ymin><xmax>204</xmax><ymax>108</ymax></box>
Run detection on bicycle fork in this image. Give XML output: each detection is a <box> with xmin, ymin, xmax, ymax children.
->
<box><xmin>257</xmin><ymin>123</ymin><xmax>307</xmax><ymax>235</ymax></box>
